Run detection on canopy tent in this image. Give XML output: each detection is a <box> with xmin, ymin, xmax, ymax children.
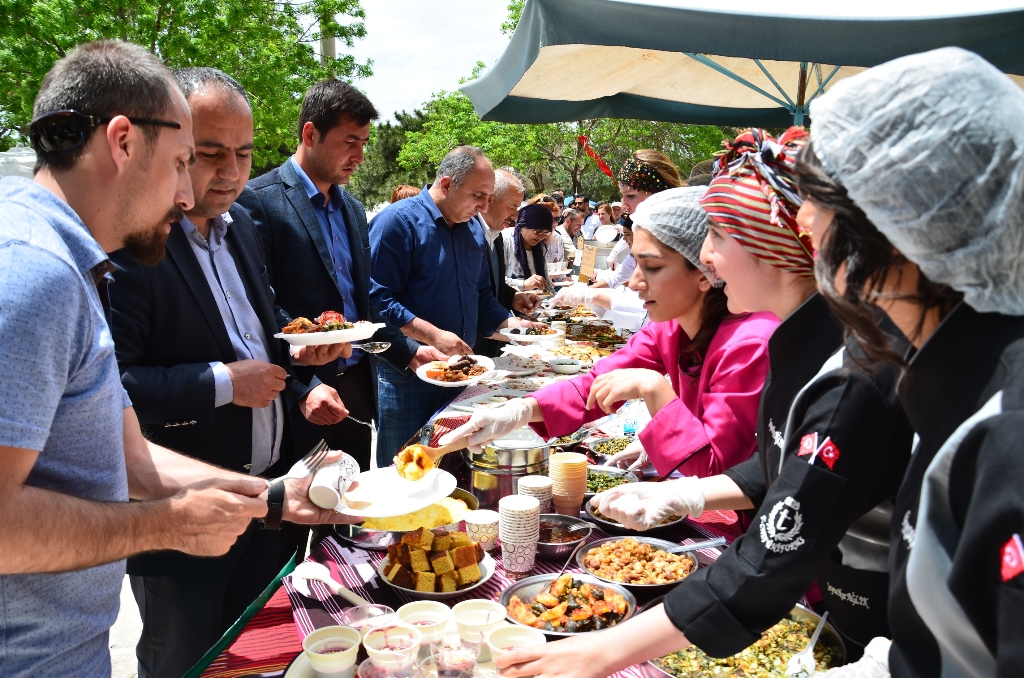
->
<box><xmin>462</xmin><ymin>0</ymin><xmax>1024</xmax><ymax>127</ymax></box>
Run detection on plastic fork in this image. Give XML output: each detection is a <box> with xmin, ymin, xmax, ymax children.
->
<box><xmin>785</xmin><ymin>611</ymin><xmax>829</xmax><ymax>677</ymax></box>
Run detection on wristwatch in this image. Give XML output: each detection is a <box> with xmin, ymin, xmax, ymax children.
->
<box><xmin>263</xmin><ymin>479</ymin><xmax>285</xmax><ymax>530</ymax></box>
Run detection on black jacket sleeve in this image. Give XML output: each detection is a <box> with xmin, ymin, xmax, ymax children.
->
<box><xmin>723</xmin><ymin>453</ymin><xmax>768</xmax><ymax>508</ymax></box>
<box><xmin>664</xmin><ymin>368</ymin><xmax>909</xmax><ymax>657</ymax></box>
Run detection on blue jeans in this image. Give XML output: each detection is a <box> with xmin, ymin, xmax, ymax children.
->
<box><xmin>375</xmin><ymin>361</ymin><xmax>464</xmax><ymax>468</ymax></box>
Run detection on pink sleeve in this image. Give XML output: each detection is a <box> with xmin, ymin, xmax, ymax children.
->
<box><xmin>530</xmin><ymin>325</ymin><xmax>669</xmax><ymax>440</ymax></box>
<box><xmin>641</xmin><ymin>338</ymin><xmax>769</xmax><ymax>477</ymax></box>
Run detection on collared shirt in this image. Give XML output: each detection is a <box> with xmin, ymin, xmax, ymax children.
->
<box><xmin>483</xmin><ymin>223</ymin><xmax>504</xmax><ymax>296</ymax></box>
<box><xmin>369</xmin><ymin>187</ymin><xmax>511</xmax><ymax>346</ymax></box>
<box><xmin>0</xmin><ymin>176</ymin><xmax>131</xmax><ymax>677</ymax></box>
<box><xmin>289</xmin><ymin>157</ymin><xmax>362</xmax><ymax>369</ymax></box>
<box><xmin>180</xmin><ymin>214</ymin><xmax>283</xmax><ymax>475</ymax></box>
<box><xmin>556</xmin><ymin>224</ymin><xmax>578</xmax><ymax>263</ymax></box>
<box><xmin>582</xmin><ymin>213</ymin><xmax>601</xmax><ymax>239</ymax></box>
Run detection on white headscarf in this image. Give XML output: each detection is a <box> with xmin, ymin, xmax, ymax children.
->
<box><xmin>630</xmin><ymin>186</ymin><xmax>719</xmax><ymax>285</ymax></box>
<box><xmin>810</xmin><ymin>47</ymin><xmax>1024</xmax><ymax>315</ymax></box>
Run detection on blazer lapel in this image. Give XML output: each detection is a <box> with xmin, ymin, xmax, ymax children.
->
<box><xmin>280</xmin><ymin>161</ymin><xmax>343</xmax><ymax>298</ymax></box>
<box><xmin>165</xmin><ymin>225</ymin><xmax>236</xmax><ymax>361</ymax></box>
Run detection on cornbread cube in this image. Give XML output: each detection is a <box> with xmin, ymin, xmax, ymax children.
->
<box><xmin>450</xmin><ymin>531</ymin><xmax>472</xmax><ymax>548</ymax></box>
<box><xmin>402</xmin><ymin>527</ymin><xmax>434</xmax><ymax>551</ymax></box>
<box><xmin>432</xmin><ymin>532</ymin><xmax>453</xmax><ymax>552</ymax></box>
<box><xmin>474</xmin><ymin>542</ymin><xmax>485</xmax><ymax>563</ymax></box>
<box><xmin>451</xmin><ymin>545</ymin><xmax>477</xmax><ymax>569</ymax></box>
<box><xmin>385</xmin><ymin>562</ymin><xmax>414</xmax><ymax>589</ymax></box>
<box><xmin>408</xmin><ymin>548</ymin><xmax>431</xmax><ymax>573</ymax></box>
<box><xmin>456</xmin><ymin>563</ymin><xmax>481</xmax><ymax>586</ymax></box>
<box><xmin>400</xmin><ymin>528</ymin><xmax>422</xmax><ymax>546</ymax></box>
<box><xmin>412</xmin><ymin>571</ymin><xmax>435</xmax><ymax>593</ymax></box>
<box><xmin>387</xmin><ymin>543</ymin><xmax>401</xmax><ymax>563</ymax></box>
<box><xmin>397</xmin><ymin>544</ymin><xmax>414</xmax><ymax>569</ymax></box>
<box><xmin>429</xmin><ymin>550</ymin><xmax>455</xmax><ymax>575</ymax></box>
<box><xmin>439</xmin><ymin>572</ymin><xmax>458</xmax><ymax>593</ymax></box>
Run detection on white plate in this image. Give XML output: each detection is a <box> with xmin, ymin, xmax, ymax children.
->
<box><xmin>376</xmin><ymin>552</ymin><xmax>496</xmax><ymax>601</ymax></box>
<box><xmin>449</xmin><ymin>389</ymin><xmax>531</xmax><ymax>413</ymax></box>
<box><xmin>595</xmin><ymin>225</ymin><xmax>618</xmax><ymax>243</ymax></box>
<box><xmin>334</xmin><ymin>467</ymin><xmax>457</xmax><ymax>518</ymax></box>
<box><xmin>501</xmin><ymin>376</ymin><xmax>555</xmax><ymax>392</ymax></box>
<box><xmin>415</xmin><ymin>355</ymin><xmax>496</xmax><ymax>388</ymax></box>
<box><xmin>499</xmin><ymin>328</ymin><xmax>565</xmax><ymax>343</ymax></box>
<box><xmin>274</xmin><ymin>322</ymin><xmax>385</xmax><ymax>347</ymax></box>
<box><xmin>493</xmin><ymin>354</ymin><xmax>546</xmax><ymax>376</ymax></box>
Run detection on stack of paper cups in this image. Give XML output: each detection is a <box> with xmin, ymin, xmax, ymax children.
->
<box><xmin>517</xmin><ymin>475</ymin><xmax>553</xmax><ymax>513</ymax></box>
<box><xmin>549</xmin><ymin>452</ymin><xmax>588</xmax><ymax>515</ymax></box>
<box><xmin>498</xmin><ymin>495</ymin><xmax>540</xmax><ymax>578</ymax></box>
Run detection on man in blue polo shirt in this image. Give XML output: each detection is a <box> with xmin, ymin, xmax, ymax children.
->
<box><xmin>369</xmin><ymin>146</ymin><xmax>534</xmax><ymax>466</ymax></box>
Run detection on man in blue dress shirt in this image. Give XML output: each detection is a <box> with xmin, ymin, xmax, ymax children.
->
<box><xmin>369</xmin><ymin>147</ymin><xmax>532</xmax><ymax>466</ymax></box>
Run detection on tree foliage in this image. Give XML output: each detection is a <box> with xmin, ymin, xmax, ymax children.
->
<box><xmin>347</xmin><ymin>109</ymin><xmax>434</xmax><ymax>209</ymax></box>
<box><xmin>0</xmin><ymin>0</ymin><xmax>371</xmax><ymax>164</ymax></box>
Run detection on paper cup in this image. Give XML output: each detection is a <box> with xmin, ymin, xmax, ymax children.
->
<box><xmin>452</xmin><ymin>600</ymin><xmax>506</xmax><ymax>649</ymax></box>
<box><xmin>486</xmin><ymin>625</ymin><xmax>546</xmax><ymax>662</ymax></box>
<box><xmin>463</xmin><ymin>510</ymin><xmax>500</xmax><ymax>551</ymax></box>
<box><xmin>363</xmin><ymin>624</ymin><xmax>422</xmax><ymax>669</ymax></box>
<box><xmin>501</xmin><ymin>540</ymin><xmax>538</xmax><ymax>575</ymax></box>
<box><xmin>396</xmin><ymin>601</ymin><xmax>451</xmax><ymax>656</ymax></box>
<box><xmin>302</xmin><ymin>626</ymin><xmax>361</xmax><ymax>678</ymax></box>
<box><xmin>308</xmin><ymin>464</ymin><xmax>345</xmax><ymax>509</ymax></box>
<box><xmin>337</xmin><ymin>604</ymin><xmax>395</xmax><ymax>639</ymax></box>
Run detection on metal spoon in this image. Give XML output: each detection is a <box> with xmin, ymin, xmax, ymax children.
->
<box><xmin>556</xmin><ymin>539</ymin><xmax>591</xmax><ymax>579</ymax></box>
<box><xmin>291</xmin><ymin>561</ymin><xmax>371</xmax><ymax>606</ymax></box>
<box><xmin>665</xmin><ymin>536</ymin><xmax>727</xmax><ymax>555</ymax></box>
<box><xmin>785</xmin><ymin>611</ymin><xmax>829</xmax><ymax>677</ymax></box>
<box><xmin>350</xmin><ymin>341</ymin><xmax>391</xmax><ymax>353</ymax></box>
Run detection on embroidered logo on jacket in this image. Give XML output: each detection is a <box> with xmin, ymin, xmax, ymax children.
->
<box><xmin>826</xmin><ymin>583</ymin><xmax>870</xmax><ymax>609</ymax></box>
<box><xmin>760</xmin><ymin>496</ymin><xmax>805</xmax><ymax>553</ymax></box>
<box><xmin>901</xmin><ymin>511</ymin><xmax>916</xmax><ymax>551</ymax></box>
<box><xmin>1001</xmin><ymin>534</ymin><xmax>1024</xmax><ymax>583</ymax></box>
<box><xmin>769</xmin><ymin>419</ymin><xmax>784</xmax><ymax>450</ymax></box>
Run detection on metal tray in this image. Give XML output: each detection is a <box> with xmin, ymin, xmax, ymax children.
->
<box><xmin>333</xmin><ymin>487</ymin><xmax>479</xmax><ymax>551</ymax></box>
<box><xmin>584</xmin><ymin>497</ymin><xmax>688</xmax><ymax>536</ymax></box>
<box><xmin>575</xmin><ymin>536</ymin><xmax>698</xmax><ymax>592</ymax></box>
<box><xmin>498</xmin><ymin>572</ymin><xmax>637</xmax><ymax>638</ymax></box>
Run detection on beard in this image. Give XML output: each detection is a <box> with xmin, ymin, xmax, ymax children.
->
<box><xmin>122</xmin><ymin>205</ymin><xmax>182</xmax><ymax>266</ymax></box>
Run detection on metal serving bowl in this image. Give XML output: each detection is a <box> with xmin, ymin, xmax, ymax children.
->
<box><xmin>636</xmin><ymin>598</ymin><xmax>847</xmax><ymax>677</ymax></box>
<box><xmin>584</xmin><ymin>466</ymin><xmax>639</xmax><ymax>503</ymax></box>
<box><xmin>584</xmin><ymin>497</ymin><xmax>688</xmax><ymax>536</ymax></box>
<box><xmin>333</xmin><ymin>487</ymin><xmax>479</xmax><ymax>551</ymax></box>
<box><xmin>498</xmin><ymin>573</ymin><xmax>637</xmax><ymax>638</ymax></box>
<box><xmin>574</xmin><ymin>536</ymin><xmax>698</xmax><ymax>592</ymax></box>
<box><xmin>536</xmin><ymin>513</ymin><xmax>593</xmax><ymax>560</ymax></box>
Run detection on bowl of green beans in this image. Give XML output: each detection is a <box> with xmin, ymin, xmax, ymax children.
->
<box><xmin>584</xmin><ymin>466</ymin><xmax>638</xmax><ymax>503</ymax></box>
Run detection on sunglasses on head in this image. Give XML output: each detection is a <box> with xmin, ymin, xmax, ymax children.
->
<box><xmin>29</xmin><ymin>109</ymin><xmax>181</xmax><ymax>153</ymax></box>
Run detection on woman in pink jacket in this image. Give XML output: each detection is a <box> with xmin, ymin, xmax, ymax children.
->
<box><xmin>441</xmin><ymin>186</ymin><xmax>778</xmax><ymax>478</ymax></box>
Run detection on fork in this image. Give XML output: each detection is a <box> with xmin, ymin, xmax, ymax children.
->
<box><xmin>785</xmin><ymin>611</ymin><xmax>829</xmax><ymax>677</ymax></box>
<box><xmin>270</xmin><ymin>439</ymin><xmax>330</xmax><ymax>484</ymax></box>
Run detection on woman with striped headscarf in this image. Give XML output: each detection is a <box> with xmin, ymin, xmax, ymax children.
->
<box><xmin>493</xmin><ymin>128</ymin><xmax>913</xmax><ymax>677</ymax></box>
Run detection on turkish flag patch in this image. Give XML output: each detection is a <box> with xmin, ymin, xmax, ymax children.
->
<box><xmin>815</xmin><ymin>437</ymin><xmax>841</xmax><ymax>470</ymax></box>
<box><xmin>1001</xmin><ymin>534</ymin><xmax>1024</xmax><ymax>582</ymax></box>
<box><xmin>798</xmin><ymin>433</ymin><xmax>818</xmax><ymax>457</ymax></box>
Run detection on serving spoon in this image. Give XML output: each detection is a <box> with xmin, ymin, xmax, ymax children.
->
<box><xmin>349</xmin><ymin>341</ymin><xmax>391</xmax><ymax>354</ymax></box>
<box><xmin>291</xmin><ymin>561</ymin><xmax>371</xmax><ymax>606</ymax></box>
<box><xmin>785</xmin><ymin>611</ymin><xmax>829</xmax><ymax>677</ymax></box>
<box><xmin>665</xmin><ymin>536</ymin><xmax>727</xmax><ymax>555</ymax></box>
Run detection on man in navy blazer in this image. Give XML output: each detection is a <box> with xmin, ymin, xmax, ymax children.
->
<box><xmin>238</xmin><ymin>79</ymin><xmax>442</xmax><ymax>474</ymax></box>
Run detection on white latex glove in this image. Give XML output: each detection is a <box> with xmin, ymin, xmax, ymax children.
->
<box><xmin>816</xmin><ymin>638</ymin><xmax>890</xmax><ymax>677</ymax></box>
<box><xmin>439</xmin><ymin>399</ymin><xmax>534</xmax><ymax>453</ymax></box>
<box><xmin>592</xmin><ymin>476</ymin><xmax>705</xmax><ymax>531</ymax></box>
<box><xmin>606</xmin><ymin>439</ymin><xmax>648</xmax><ymax>471</ymax></box>
<box><xmin>551</xmin><ymin>283</ymin><xmax>594</xmax><ymax>308</ymax></box>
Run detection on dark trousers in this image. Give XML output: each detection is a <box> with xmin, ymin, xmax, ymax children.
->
<box><xmin>131</xmin><ymin>526</ymin><xmax>280</xmax><ymax>678</ymax></box>
<box><xmin>283</xmin><ymin>358</ymin><xmax>376</xmax><ymax>567</ymax></box>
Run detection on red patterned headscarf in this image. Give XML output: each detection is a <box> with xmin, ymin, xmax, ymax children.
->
<box><xmin>700</xmin><ymin>127</ymin><xmax>814</xmax><ymax>278</ymax></box>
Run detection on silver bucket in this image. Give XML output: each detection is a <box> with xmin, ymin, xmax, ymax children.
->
<box><xmin>463</xmin><ymin>428</ymin><xmax>552</xmax><ymax>511</ymax></box>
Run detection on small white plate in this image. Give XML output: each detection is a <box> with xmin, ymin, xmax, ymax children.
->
<box><xmin>376</xmin><ymin>552</ymin><xmax>496</xmax><ymax>601</ymax></box>
<box><xmin>415</xmin><ymin>355</ymin><xmax>496</xmax><ymax>388</ymax></box>
<box><xmin>493</xmin><ymin>354</ymin><xmax>546</xmax><ymax>376</ymax></box>
<box><xmin>499</xmin><ymin>328</ymin><xmax>565</xmax><ymax>343</ymax></box>
<box><xmin>595</xmin><ymin>225</ymin><xmax>618</xmax><ymax>244</ymax></box>
<box><xmin>274</xmin><ymin>322</ymin><xmax>385</xmax><ymax>347</ymax></box>
<box><xmin>334</xmin><ymin>467</ymin><xmax>457</xmax><ymax>518</ymax></box>
<box><xmin>449</xmin><ymin>389</ymin><xmax>531</xmax><ymax>413</ymax></box>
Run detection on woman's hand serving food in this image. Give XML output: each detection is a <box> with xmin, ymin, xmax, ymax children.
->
<box><xmin>438</xmin><ymin>398</ymin><xmax>540</xmax><ymax>453</ymax></box>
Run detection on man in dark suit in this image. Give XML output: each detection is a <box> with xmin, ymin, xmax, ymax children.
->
<box><xmin>476</xmin><ymin>167</ymin><xmax>538</xmax><ymax>357</ymax></box>
<box><xmin>108</xmin><ymin>68</ymin><xmax>355</xmax><ymax>678</ymax></box>
<box><xmin>237</xmin><ymin>79</ymin><xmax>439</xmax><ymax>473</ymax></box>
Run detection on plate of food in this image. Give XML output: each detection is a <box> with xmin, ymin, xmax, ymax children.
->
<box><xmin>502</xmin><ymin>376</ymin><xmax>555</xmax><ymax>392</ymax></box>
<box><xmin>501</xmin><ymin>573</ymin><xmax>636</xmax><ymax>636</ymax></box>
<box><xmin>377</xmin><ymin>528</ymin><xmax>496</xmax><ymax>600</ymax></box>
<box><xmin>644</xmin><ymin>601</ymin><xmax>845</xmax><ymax>677</ymax></box>
<box><xmin>584</xmin><ymin>498</ymin><xmax>687</xmax><ymax>535</ymax></box>
<box><xmin>584</xmin><ymin>466</ymin><xmax>638</xmax><ymax>502</ymax></box>
<box><xmin>415</xmin><ymin>355</ymin><xmax>495</xmax><ymax>387</ymax></box>
<box><xmin>334</xmin><ymin>467</ymin><xmax>457</xmax><ymax>518</ymax></box>
<box><xmin>493</xmin><ymin>354</ymin><xmax>547</xmax><ymax>376</ymax></box>
<box><xmin>335</xmin><ymin>489</ymin><xmax>478</xmax><ymax>550</ymax></box>
<box><xmin>575</xmin><ymin>537</ymin><xmax>697</xmax><ymax>591</ymax></box>
<box><xmin>275</xmin><ymin>311</ymin><xmax>384</xmax><ymax>346</ymax></box>
<box><xmin>551</xmin><ymin>344</ymin><xmax>610</xmax><ymax>363</ymax></box>
<box><xmin>449</xmin><ymin>389</ymin><xmax>531</xmax><ymax>413</ymax></box>
<box><xmin>499</xmin><ymin>327</ymin><xmax>565</xmax><ymax>343</ymax></box>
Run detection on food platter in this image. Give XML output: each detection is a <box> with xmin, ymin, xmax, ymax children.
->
<box><xmin>335</xmin><ymin>488</ymin><xmax>479</xmax><ymax>551</ymax></box>
<box><xmin>574</xmin><ymin>536</ymin><xmax>698</xmax><ymax>592</ymax></box>
<box><xmin>584</xmin><ymin>498</ymin><xmax>688</xmax><ymax>536</ymax></box>
<box><xmin>274</xmin><ymin>321</ymin><xmax>385</xmax><ymax>346</ymax></box>
<box><xmin>501</xmin><ymin>376</ymin><xmax>556</xmax><ymax>392</ymax></box>
<box><xmin>499</xmin><ymin>327</ymin><xmax>565</xmax><ymax>343</ymax></box>
<box><xmin>493</xmin><ymin>354</ymin><xmax>546</xmax><ymax>376</ymax></box>
<box><xmin>499</xmin><ymin>573</ymin><xmax>637</xmax><ymax>637</ymax></box>
<box><xmin>449</xmin><ymin>388</ymin><xmax>532</xmax><ymax>413</ymax></box>
<box><xmin>376</xmin><ymin>552</ymin><xmax>496</xmax><ymax>601</ymax></box>
<box><xmin>333</xmin><ymin>467</ymin><xmax>457</xmax><ymax>518</ymax></box>
<box><xmin>415</xmin><ymin>355</ymin><xmax>495</xmax><ymax>388</ymax></box>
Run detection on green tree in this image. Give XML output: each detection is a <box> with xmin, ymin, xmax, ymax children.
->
<box><xmin>501</xmin><ymin>0</ymin><xmax>524</xmax><ymax>36</ymax></box>
<box><xmin>0</xmin><ymin>0</ymin><xmax>371</xmax><ymax>164</ymax></box>
<box><xmin>347</xmin><ymin>109</ymin><xmax>434</xmax><ymax>208</ymax></box>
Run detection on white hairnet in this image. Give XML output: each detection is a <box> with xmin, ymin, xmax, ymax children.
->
<box><xmin>630</xmin><ymin>186</ymin><xmax>719</xmax><ymax>285</ymax></box>
<box><xmin>810</xmin><ymin>47</ymin><xmax>1024</xmax><ymax>315</ymax></box>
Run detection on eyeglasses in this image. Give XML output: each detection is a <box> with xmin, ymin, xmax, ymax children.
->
<box><xmin>29</xmin><ymin>109</ymin><xmax>181</xmax><ymax>153</ymax></box>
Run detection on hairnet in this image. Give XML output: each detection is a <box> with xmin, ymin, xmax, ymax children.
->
<box><xmin>810</xmin><ymin>47</ymin><xmax>1024</xmax><ymax>315</ymax></box>
<box><xmin>630</xmin><ymin>186</ymin><xmax>720</xmax><ymax>285</ymax></box>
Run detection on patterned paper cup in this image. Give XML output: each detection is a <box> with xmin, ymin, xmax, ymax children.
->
<box><xmin>501</xmin><ymin>540</ymin><xmax>538</xmax><ymax>576</ymax></box>
<box><xmin>464</xmin><ymin>510</ymin><xmax>500</xmax><ymax>551</ymax></box>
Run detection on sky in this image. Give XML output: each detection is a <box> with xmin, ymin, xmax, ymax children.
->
<box><xmin>346</xmin><ymin>0</ymin><xmax>512</xmax><ymax>122</ymax></box>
